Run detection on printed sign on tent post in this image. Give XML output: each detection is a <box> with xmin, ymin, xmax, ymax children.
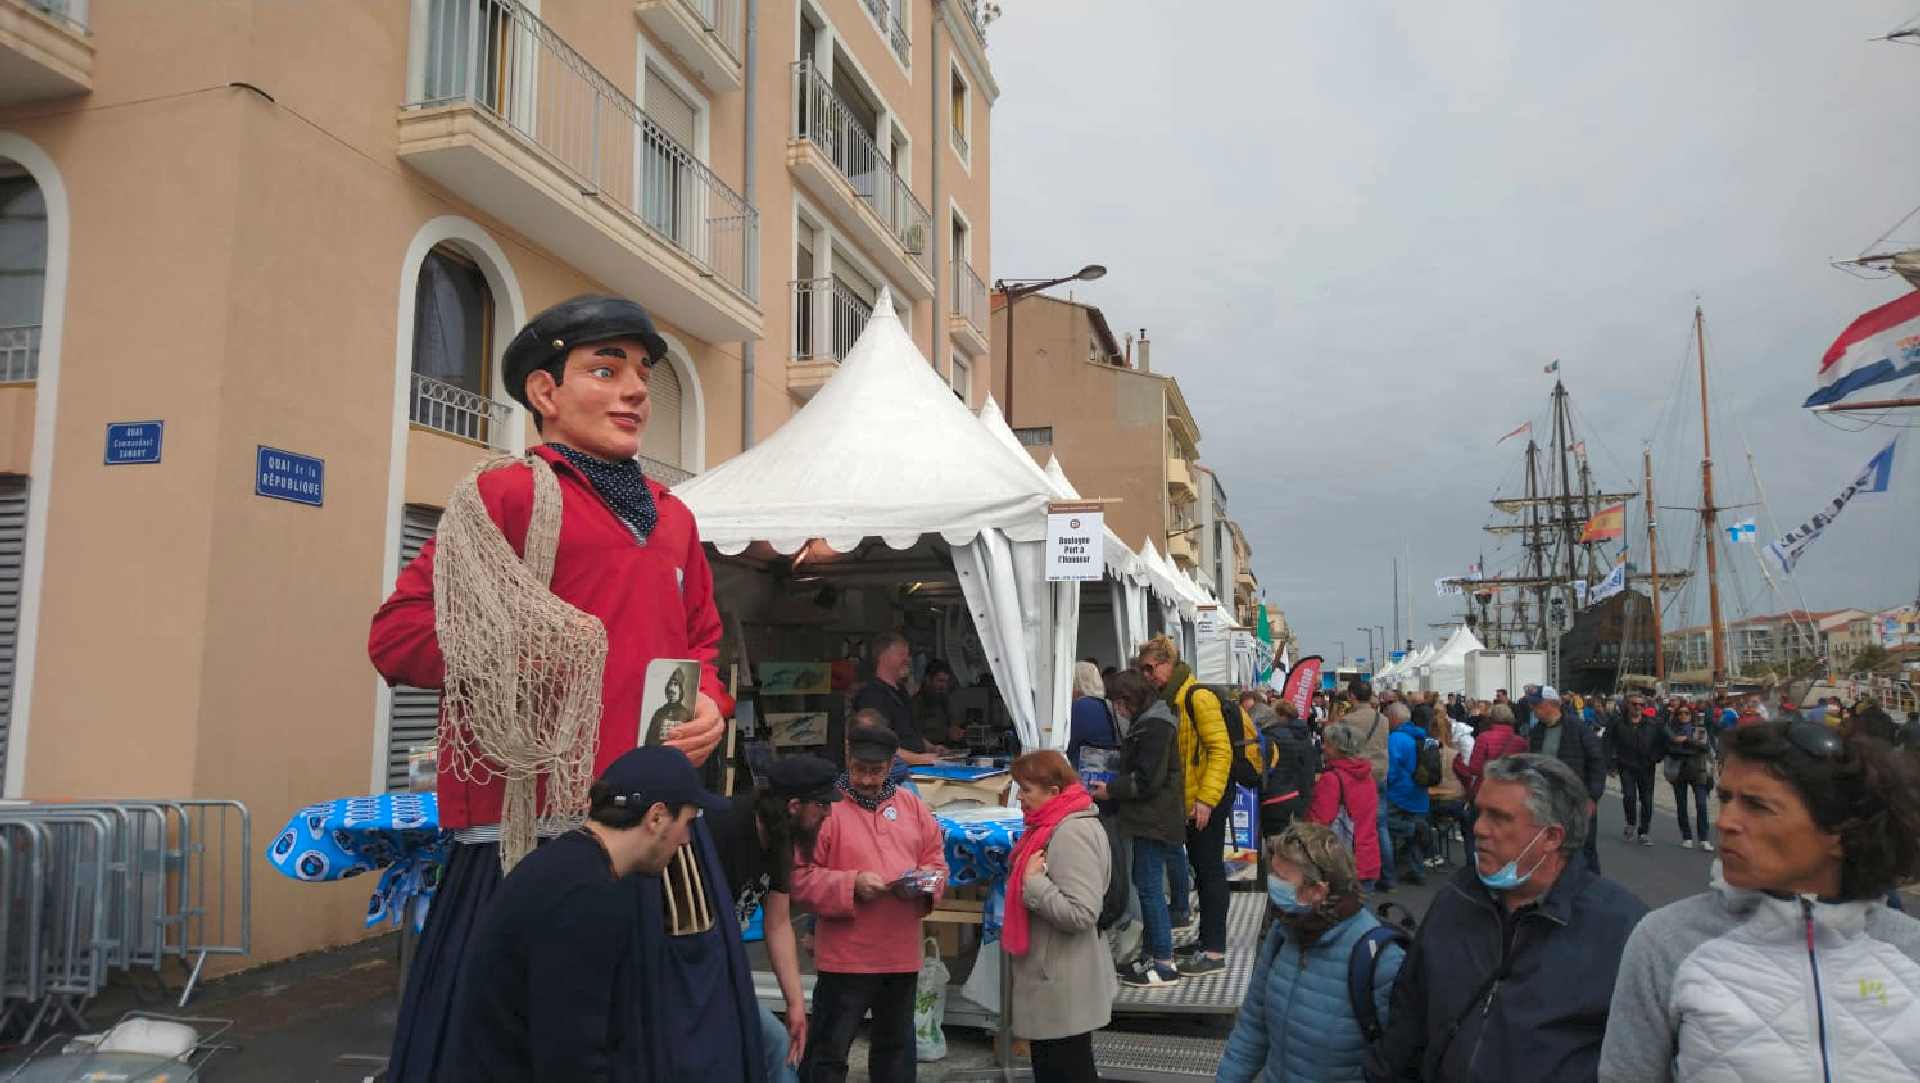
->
<box><xmin>1196</xmin><ymin>606</ymin><xmax>1224</xmax><ymax>637</ymax></box>
<box><xmin>1044</xmin><ymin>501</ymin><xmax>1104</xmax><ymax>582</ymax></box>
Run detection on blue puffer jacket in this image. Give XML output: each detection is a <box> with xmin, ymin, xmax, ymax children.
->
<box><xmin>1216</xmin><ymin>906</ymin><xmax>1404</xmax><ymax>1083</ymax></box>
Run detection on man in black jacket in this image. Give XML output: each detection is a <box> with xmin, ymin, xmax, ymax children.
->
<box><xmin>1370</xmin><ymin>754</ymin><xmax>1647</xmax><ymax>1082</ymax></box>
<box><xmin>1603</xmin><ymin>699</ymin><xmax>1668</xmax><ymax>846</ymax></box>
<box><xmin>1526</xmin><ymin>689</ymin><xmax>1606</xmax><ymax>875</ymax></box>
<box><xmin>448</xmin><ymin>747</ymin><xmax>730</xmax><ymax>1082</ymax></box>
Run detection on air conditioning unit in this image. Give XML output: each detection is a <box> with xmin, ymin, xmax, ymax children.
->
<box><xmin>902</xmin><ymin>223</ymin><xmax>927</xmax><ymax>255</ymax></box>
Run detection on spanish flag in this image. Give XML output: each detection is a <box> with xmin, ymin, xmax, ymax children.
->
<box><xmin>1580</xmin><ymin>502</ymin><xmax>1627</xmax><ymax>543</ymax></box>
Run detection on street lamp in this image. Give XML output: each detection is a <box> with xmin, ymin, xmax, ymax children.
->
<box><xmin>994</xmin><ymin>264</ymin><xmax>1107</xmax><ymax>426</ymax></box>
<box><xmin>1357</xmin><ymin>627</ymin><xmax>1376</xmax><ymax>674</ymax></box>
<box><xmin>1375</xmin><ymin>626</ymin><xmax>1386</xmax><ymax>663</ymax></box>
<box><xmin>1335</xmin><ymin>639</ymin><xmax>1347</xmax><ymax>667</ymax></box>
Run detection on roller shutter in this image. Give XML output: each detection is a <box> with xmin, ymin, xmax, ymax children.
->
<box><xmin>386</xmin><ymin>505</ymin><xmax>444</xmax><ymax>791</ymax></box>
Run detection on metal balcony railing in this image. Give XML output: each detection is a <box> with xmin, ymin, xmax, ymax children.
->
<box><xmin>675</xmin><ymin>0</ymin><xmax>742</xmax><ymax>65</ymax></box>
<box><xmin>791</xmin><ymin>277</ymin><xmax>872</xmax><ymax>363</ymax></box>
<box><xmin>637</xmin><ymin>453</ymin><xmax>692</xmax><ymax>486</ymax></box>
<box><xmin>0</xmin><ymin>324</ymin><xmax>39</xmax><ymax>382</ymax></box>
<box><xmin>791</xmin><ymin>60</ymin><xmax>934</xmax><ymax>283</ymax></box>
<box><xmin>859</xmin><ymin>0</ymin><xmax>908</xmax><ymax>62</ymax></box>
<box><xmin>952</xmin><ymin>124</ymin><xmax>968</xmax><ymax>160</ymax></box>
<box><xmin>411</xmin><ymin>0</ymin><xmax>758</xmax><ymax>301</ymax></box>
<box><xmin>951</xmin><ymin>258</ymin><xmax>987</xmax><ymax>337</ymax></box>
<box><xmin>26</xmin><ymin>0</ymin><xmax>86</xmax><ymax>32</ymax></box>
<box><xmin>410</xmin><ymin>371</ymin><xmax>514</xmax><ymax>448</ymax></box>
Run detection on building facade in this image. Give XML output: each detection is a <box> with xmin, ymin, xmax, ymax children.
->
<box><xmin>0</xmin><ymin>0</ymin><xmax>994</xmax><ymax>967</ymax></box>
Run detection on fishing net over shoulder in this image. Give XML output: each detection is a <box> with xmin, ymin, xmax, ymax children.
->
<box><xmin>434</xmin><ymin>454</ymin><xmax>608</xmax><ymax>872</ymax></box>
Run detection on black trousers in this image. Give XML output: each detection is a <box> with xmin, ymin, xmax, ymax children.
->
<box><xmin>1185</xmin><ymin>804</ymin><xmax>1230</xmax><ymax>955</ymax></box>
<box><xmin>803</xmin><ymin>970</ymin><xmax>916</xmax><ymax>1083</ymax></box>
<box><xmin>1030</xmin><ymin>1031</ymin><xmax>1099</xmax><ymax>1082</ymax></box>
<box><xmin>1620</xmin><ymin>767</ymin><xmax>1657</xmax><ymax>836</ymax></box>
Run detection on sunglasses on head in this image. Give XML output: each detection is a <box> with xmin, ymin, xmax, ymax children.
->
<box><xmin>1786</xmin><ymin>721</ymin><xmax>1846</xmax><ymax>761</ymax></box>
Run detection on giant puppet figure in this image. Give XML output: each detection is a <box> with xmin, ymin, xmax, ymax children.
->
<box><xmin>370</xmin><ymin>295</ymin><xmax>759</xmax><ymax>1081</ymax></box>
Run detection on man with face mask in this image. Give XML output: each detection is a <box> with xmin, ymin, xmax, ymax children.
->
<box><xmin>1369</xmin><ymin>754</ymin><xmax>1647</xmax><ymax>1082</ymax></box>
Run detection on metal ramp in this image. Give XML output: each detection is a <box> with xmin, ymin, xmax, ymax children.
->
<box><xmin>1112</xmin><ymin>890</ymin><xmax>1262</xmax><ymax>1016</ymax></box>
<box><xmin>1092</xmin><ymin>1030</ymin><xmax>1227</xmax><ymax>1081</ymax></box>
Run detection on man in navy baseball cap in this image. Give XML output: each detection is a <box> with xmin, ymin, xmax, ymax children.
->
<box><xmin>448</xmin><ymin>747</ymin><xmax>728</xmax><ymax>1081</ymax></box>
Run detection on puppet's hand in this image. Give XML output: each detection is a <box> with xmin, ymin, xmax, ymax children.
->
<box><xmin>665</xmin><ymin>694</ymin><xmax>725</xmax><ymax>766</ymax></box>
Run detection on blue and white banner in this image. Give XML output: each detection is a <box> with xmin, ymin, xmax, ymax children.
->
<box><xmin>1591</xmin><ymin>561</ymin><xmax>1627</xmax><ymax>603</ymax></box>
<box><xmin>1764</xmin><ymin>441</ymin><xmax>1897</xmax><ymax>575</ymax></box>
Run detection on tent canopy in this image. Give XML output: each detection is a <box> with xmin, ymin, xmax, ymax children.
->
<box><xmin>1422</xmin><ymin>625</ymin><xmax>1486</xmax><ymax>696</ymax></box>
<box><xmin>673</xmin><ymin>292</ymin><xmax>1054</xmax><ymax>554</ymax></box>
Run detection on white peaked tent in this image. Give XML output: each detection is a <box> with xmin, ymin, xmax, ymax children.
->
<box><xmin>1387</xmin><ymin>643</ymin><xmax>1436</xmax><ymax>689</ymax></box>
<box><xmin>1422</xmin><ymin>625</ymin><xmax>1486</xmax><ymax>696</ymax></box>
<box><xmin>674</xmin><ymin>290</ymin><xmax>1079</xmax><ymax>750</ymax></box>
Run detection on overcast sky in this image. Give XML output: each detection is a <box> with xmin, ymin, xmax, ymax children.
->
<box><xmin>988</xmin><ymin>1</ymin><xmax>1920</xmax><ymax>658</ymax></box>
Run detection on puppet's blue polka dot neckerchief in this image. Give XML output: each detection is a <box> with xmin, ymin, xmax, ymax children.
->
<box><xmin>549</xmin><ymin>443</ymin><xmax>658</xmax><ymax>544</ymax></box>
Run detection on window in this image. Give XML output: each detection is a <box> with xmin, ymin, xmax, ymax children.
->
<box><xmin>890</xmin><ymin>127</ymin><xmax>910</xmax><ymax>184</ymax></box>
<box><xmin>0</xmin><ymin>171</ymin><xmax>45</xmax><ymax>382</ymax></box>
<box><xmin>410</xmin><ymin>245</ymin><xmax>502</xmax><ymax>445</ymax></box>
<box><xmin>1013</xmin><ymin>426</ymin><xmax>1053</xmax><ymax>447</ymax></box>
<box><xmin>641</xmin><ymin>351</ymin><xmax>684</xmax><ymax>470</ymax></box>
<box><xmin>950</xmin><ymin>67</ymin><xmax>970</xmax><ymax>159</ymax></box>
<box><xmin>640</xmin><ymin>61</ymin><xmax>705</xmax><ymax>246</ymax></box>
<box><xmin>411</xmin><ymin>245</ymin><xmax>493</xmax><ymax>393</ymax></box>
<box><xmin>952</xmin><ymin>356</ymin><xmax>971</xmax><ymax>404</ymax></box>
<box><xmin>386</xmin><ymin>504</ymin><xmax>444</xmax><ymax>791</ymax></box>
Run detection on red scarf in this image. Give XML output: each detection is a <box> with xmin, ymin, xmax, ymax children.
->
<box><xmin>1004</xmin><ymin>784</ymin><xmax>1093</xmax><ymax>957</ymax></box>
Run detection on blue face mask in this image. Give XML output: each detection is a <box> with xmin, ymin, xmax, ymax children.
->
<box><xmin>1266</xmin><ymin>875</ymin><xmax>1316</xmax><ymax>914</ymax></box>
<box><xmin>1477</xmin><ymin>827</ymin><xmax>1551</xmax><ymax>891</ymax></box>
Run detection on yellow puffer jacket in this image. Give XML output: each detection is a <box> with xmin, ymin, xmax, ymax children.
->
<box><xmin>1169</xmin><ymin>670</ymin><xmax>1232</xmax><ymax>810</ymax></box>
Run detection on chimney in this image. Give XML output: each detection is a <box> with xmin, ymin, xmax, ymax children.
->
<box><xmin>1123</xmin><ymin>332</ymin><xmax>1134</xmax><ymax>367</ymax></box>
<box><xmin>1138</xmin><ymin>328</ymin><xmax>1151</xmax><ymax>372</ymax></box>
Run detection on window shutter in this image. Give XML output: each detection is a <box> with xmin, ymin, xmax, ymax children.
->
<box><xmin>645</xmin><ymin>66</ymin><xmax>699</xmax><ymax>154</ymax></box>
<box><xmin>0</xmin><ymin>476</ymin><xmax>26</xmax><ymax>784</ymax></box>
<box><xmin>386</xmin><ymin>505</ymin><xmax>445</xmax><ymax>791</ymax></box>
<box><xmin>642</xmin><ymin>357</ymin><xmax>683</xmax><ymax>468</ymax></box>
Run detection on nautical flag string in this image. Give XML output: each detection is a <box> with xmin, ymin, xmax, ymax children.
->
<box><xmin>1763</xmin><ymin>440</ymin><xmax>1898</xmax><ymax>574</ymax></box>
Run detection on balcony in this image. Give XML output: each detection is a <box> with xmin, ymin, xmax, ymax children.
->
<box><xmin>400</xmin><ymin>0</ymin><xmax>760</xmax><ymax>343</ymax></box>
<box><xmin>410</xmin><ymin>372</ymin><xmax>514</xmax><ymax>449</ymax></box>
<box><xmin>948</xmin><ymin>258</ymin><xmax>988</xmax><ymax>358</ymax></box>
<box><xmin>1167</xmin><ymin>531</ymin><xmax>1200</xmax><ymax>567</ymax></box>
<box><xmin>861</xmin><ymin>0</ymin><xmax>911</xmax><ymax>66</ymax></box>
<box><xmin>0</xmin><ymin>0</ymin><xmax>89</xmax><ymax>105</ymax></box>
<box><xmin>1167</xmin><ymin>457</ymin><xmax>1196</xmax><ymax>502</ymax></box>
<box><xmin>787</xmin><ymin>60</ymin><xmax>934</xmax><ymax>299</ymax></box>
<box><xmin>634</xmin><ymin>0</ymin><xmax>742</xmax><ymax>92</ymax></box>
<box><xmin>0</xmin><ymin>323</ymin><xmax>38</xmax><ymax>383</ymax></box>
<box><xmin>788</xmin><ymin>277</ymin><xmax>872</xmax><ymax>401</ymax></box>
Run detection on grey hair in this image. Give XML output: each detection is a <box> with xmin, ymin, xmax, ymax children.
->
<box><xmin>1324</xmin><ymin>722</ymin><xmax>1367</xmax><ymax>760</ymax></box>
<box><xmin>1489</xmin><ymin>703</ymin><xmax>1515</xmax><ymax>726</ymax></box>
<box><xmin>1482</xmin><ymin>753</ymin><xmax>1590</xmax><ymax>853</ymax></box>
<box><xmin>1073</xmin><ymin>661</ymin><xmax>1105</xmax><ymax>699</ymax></box>
<box><xmin>1386</xmin><ymin>702</ymin><xmax>1411</xmax><ymax>723</ymax></box>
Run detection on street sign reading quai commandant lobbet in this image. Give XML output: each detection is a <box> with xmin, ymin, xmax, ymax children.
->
<box><xmin>255</xmin><ymin>446</ymin><xmax>324</xmax><ymax>507</ymax></box>
<box><xmin>1045</xmin><ymin>501</ymin><xmax>1104</xmax><ymax>582</ymax></box>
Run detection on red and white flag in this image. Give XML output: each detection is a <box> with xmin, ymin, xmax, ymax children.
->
<box><xmin>1807</xmin><ymin>290</ymin><xmax>1920</xmax><ymax>407</ymax></box>
<box><xmin>1496</xmin><ymin>421</ymin><xmax>1532</xmax><ymax>446</ymax></box>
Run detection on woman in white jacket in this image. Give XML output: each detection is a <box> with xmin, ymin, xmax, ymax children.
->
<box><xmin>1600</xmin><ymin>722</ymin><xmax>1920</xmax><ymax>1081</ymax></box>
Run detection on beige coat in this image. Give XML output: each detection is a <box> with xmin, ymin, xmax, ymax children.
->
<box><xmin>1008</xmin><ymin>808</ymin><xmax>1117</xmax><ymax>1040</ymax></box>
<box><xmin>1345</xmin><ymin>704</ymin><xmax>1390</xmax><ymax>782</ymax></box>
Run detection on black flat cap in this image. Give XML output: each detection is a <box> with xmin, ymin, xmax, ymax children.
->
<box><xmin>846</xmin><ymin>723</ymin><xmax>900</xmax><ymax>763</ymax></box>
<box><xmin>502</xmin><ymin>294</ymin><xmax>670</xmax><ymax>411</ymax></box>
<box><xmin>766</xmin><ymin>755</ymin><xmax>841</xmax><ymax>803</ymax></box>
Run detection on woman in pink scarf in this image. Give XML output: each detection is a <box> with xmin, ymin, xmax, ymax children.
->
<box><xmin>1005</xmin><ymin>750</ymin><xmax>1116</xmax><ymax>1082</ymax></box>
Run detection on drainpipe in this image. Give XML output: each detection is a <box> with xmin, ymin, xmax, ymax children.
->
<box><xmin>929</xmin><ymin>0</ymin><xmax>945</xmax><ymax>379</ymax></box>
<box><xmin>741</xmin><ymin>0</ymin><xmax>759</xmax><ymax>448</ymax></box>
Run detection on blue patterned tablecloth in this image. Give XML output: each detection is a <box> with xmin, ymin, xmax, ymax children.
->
<box><xmin>936</xmin><ymin>808</ymin><xmax>1024</xmax><ymax>942</ymax></box>
<box><xmin>265</xmin><ymin>793</ymin><xmax>450</xmax><ymax>932</ymax></box>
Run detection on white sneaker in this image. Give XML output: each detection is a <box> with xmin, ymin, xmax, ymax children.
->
<box><xmin>1681</xmin><ymin>840</ymin><xmax>1695</xmax><ymax>850</ymax></box>
<box><xmin>1622</xmin><ymin>827</ymin><xmax>1635</xmax><ymax>841</ymax></box>
<box><xmin>1700</xmin><ymin>840</ymin><xmax>1715</xmax><ymax>852</ymax></box>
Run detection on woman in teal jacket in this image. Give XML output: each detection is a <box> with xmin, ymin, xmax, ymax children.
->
<box><xmin>1216</xmin><ymin>823</ymin><xmax>1405</xmax><ymax>1083</ymax></box>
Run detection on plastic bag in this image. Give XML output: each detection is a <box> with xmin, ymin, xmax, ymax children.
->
<box><xmin>915</xmin><ymin>937</ymin><xmax>950</xmax><ymax>1062</ymax></box>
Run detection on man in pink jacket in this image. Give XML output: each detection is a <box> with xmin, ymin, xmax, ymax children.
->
<box><xmin>792</xmin><ymin>723</ymin><xmax>948</xmax><ymax>1082</ymax></box>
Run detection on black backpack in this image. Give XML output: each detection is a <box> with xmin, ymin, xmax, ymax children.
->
<box><xmin>1349</xmin><ymin>902</ymin><xmax>1418</xmax><ymax>1043</ymax></box>
<box><xmin>1412</xmin><ymin>736</ymin><xmax>1444</xmax><ymax>788</ymax></box>
<box><xmin>1256</xmin><ymin>720</ymin><xmax>1316</xmax><ymax>835</ymax></box>
<box><xmin>1095</xmin><ymin>814</ymin><xmax>1132</xmax><ymax>931</ymax></box>
<box><xmin>1184</xmin><ymin>684</ymin><xmax>1263</xmax><ymax>791</ymax></box>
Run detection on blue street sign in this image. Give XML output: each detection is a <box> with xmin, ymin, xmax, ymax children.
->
<box><xmin>104</xmin><ymin>421</ymin><xmax>163</xmax><ymax>465</ymax></box>
<box><xmin>255</xmin><ymin>446</ymin><xmax>324</xmax><ymax>507</ymax></box>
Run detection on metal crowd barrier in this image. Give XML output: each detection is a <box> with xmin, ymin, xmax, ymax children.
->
<box><xmin>0</xmin><ymin>800</ymin><xmax>251</xmax><ymax>1043</ymax></box>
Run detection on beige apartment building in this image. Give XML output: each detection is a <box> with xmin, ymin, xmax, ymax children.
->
<box><xmin>0</xmin><ymin>0</ymin><xmax>995</xmax><ymax>966</ymax></box>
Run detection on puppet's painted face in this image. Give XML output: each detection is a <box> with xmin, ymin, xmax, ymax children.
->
<box><xmin>526</xmin><ymin>338</ymin><xmax>654</xmax><ymax>460</ymax></box>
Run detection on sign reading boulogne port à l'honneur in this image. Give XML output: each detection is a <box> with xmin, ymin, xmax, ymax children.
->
<box><xmin>255</xmin><ymin>446</ymin><xmax>325</xmax><ymax>508</ymax></box>
<box><xmin>1045</xmin><ymin>501</ymin><xmax>1104</xmax><ymax>582</ymax></box>
<box><xmin>104</xmin><ymin>421</ymin><xmax>164</xmax><ymax>465</ymax></box>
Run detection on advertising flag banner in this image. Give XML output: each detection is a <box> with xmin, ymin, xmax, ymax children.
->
<box><xmin>1579</xmin><ymin>502</ymin><xmax>1627</xmax><ymax>542</ymax></box>
<box><xmin>1281</xmin><ymin>656</ymin><xmax>1323</xmax><ymax>721</ymax></box>
<box><xmin>1764</xmin><ymin>441</ymin><xmax>1898</xmax><ymax>575</ymax></box>
<box><xmin>1806</xmin><ymin>291</ymin><xmax>1920</xmax><ymax>408</ymax></box>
